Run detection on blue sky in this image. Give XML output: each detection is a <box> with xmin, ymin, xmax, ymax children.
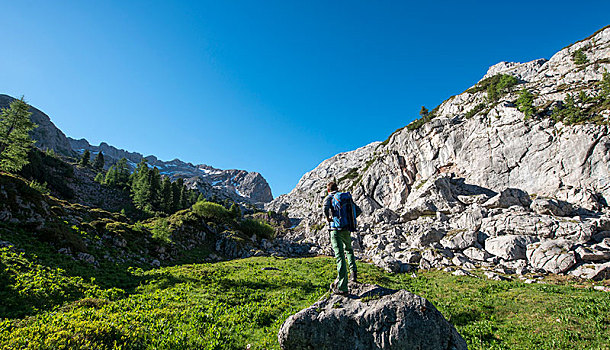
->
<box><xmin>1</xmin><ymin>1</ymin><xmax>608</xmax><ymax>196</ymax></box>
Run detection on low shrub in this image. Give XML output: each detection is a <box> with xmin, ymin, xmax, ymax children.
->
<box><xmin>192</xmin><ymin>201</ymin><xmax>233</xmax><ymax>223</ymax></box>
<box><xmin>238</xmin><ymin>218</ymin><xmax>275</xmax><ymax>239</ymax></box>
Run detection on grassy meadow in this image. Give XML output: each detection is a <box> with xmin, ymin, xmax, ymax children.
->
<box><xmin>1</xmin><ymin>246</ymin><xmax>609</xmax><ymax>350</ymax></box>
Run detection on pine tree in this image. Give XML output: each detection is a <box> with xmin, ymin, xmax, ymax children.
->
<box><xmin>131</xmin><ymin>159</ymin><xmax>152</xmax><ymax>211</ymax></box>
<box><xmin>105</xmin><ymin>158</ymin><xmax>130</xmax><ymax>189</ymax></box>
<box><xmin>94</xmin><ymin>172</ymin><xmax>105</xmax><ymax>184</ymax></box>
<box><xmin>171</xmin><ymin>179</ymin><xmax>182</xmax><ymax>212</ymax></box>
<box><xmin>160</xmin><ymin>176</ymin><xmax>173</xmax><ymax>213</ymax></box>
<box><xmin>80</xmin><ymin>150</ymin><xmax>91</xmax><ymax>167</ymax></box>
<box><xmin>419</xmin><ymin>106</ymin><xmax>429</xmax><ymax>117</ymax></box>
<box><xmin>197</xmin><ymin>193</ymin><xmax>205</xmax><ymax>203</ymax></box>
<box><xmin>149</xmin><ymin>167</ymin><xmax>161</xmax><ymax>211</ymax></box>
<box><xmin>0</xmin><ymin>97</ymin><xmax>37</xmax><ymax>172</ymax></box>
<box><xmin>230</xmin><ymin>202</ymin><xmax>241</xmax><ymax>219</ymax></box>
<box><xmin>179</xmin><ymin>184</ymin><xmax>188</xmax><ymax>210</ymax></box>
<box><xmin>93</xmin><ymin>152</ymin><xmax>104</xmax><ymax>170</ymax></box>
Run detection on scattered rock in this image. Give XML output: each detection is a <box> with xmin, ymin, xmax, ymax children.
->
<box><xmin>485</xmin><ymin>235</ymin><xmax>539</xmax><ymax>260</ymax></box>
<box><xmin>77</xmin><ymin>252</ymin><xmax>97</xmax><ymax>265</ymax></box>
<box><xmin>527</xmin><ymin>239</ymin><xmax>576</xmax><ymax>274</ymax></box>
<box><xmin>483</xmin><ymin>188</ymin><xmax>532</xmax><ymax>209</ymax></box>
<box><xmin>530</xmin><ymin>198</ymin><xmax>574</xmax><ymax>217</ymax></box>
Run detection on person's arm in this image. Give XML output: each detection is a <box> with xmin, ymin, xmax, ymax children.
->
<box><xmin>323</xmin><ymin>194</ymin><xmax>333</xmax><ymax>222</ymax></box>
<box><xmin>354</xmin><ymin>202</ymin><xmax>362</xmax><ymax>217</ymax></box>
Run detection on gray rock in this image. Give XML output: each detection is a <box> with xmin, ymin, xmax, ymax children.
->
<box><xmin>530</xmin><ymin>198</ymin><xmax>574</xmax><ymax>217</ymax></box>
<box><xmin>440</xmin><ymin>230</ymin><xmax>478</xmax><ymax>250</ymax></box>
<box><xmin>526</xmin><ymin>239</ymin><xmax>576</xmax><ymax>274</ymax></box>
<box><xmin>569</xmin><ymin>262</ymin><xmax>610</xmax><ymax>281</ymax></box>
<box><xmin>485</xmin><ymin>235</ymin><xmax>539</xmax><ymax>260</ymax></box>
<box><xmin>372</xmin><ymin>255</ymin><xmax>403</xmax><ymax>273</ymax></box>
<box><xmin>574</xmin><ymin>245</ymin><xmax>610</xmax><ymax>262</ymax></box>
<box><xmin>483</xmin><ymin>188</ymin><xmax>532</xmax><ymax>209</ymax></box>
<box><xmin>278</xmin><ymin>283</ymin><xmax>467</xmax><ymax>350</ymax></box>
<box><xmin>77</xmin><ymin>252</ymin><xmax>96</xmax><ymax>265</ymax></box>
<box><xmin>463</xmin><ymin>247</ymin><xmax>491</xmax><ymax>261</ymax></box>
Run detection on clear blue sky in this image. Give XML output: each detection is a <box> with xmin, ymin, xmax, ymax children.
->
<box><xmin>1</xmin><ymin>1</ymin><xmax>608</xmax><ymax>196</ymax></box>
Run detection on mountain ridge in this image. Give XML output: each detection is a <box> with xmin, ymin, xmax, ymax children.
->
<box><xmin>267</xmin><ymin>26</ymin><xmax>610</xmax><ymax>279</ymax></box>
<box><xmin>0</xmin><ymin>95</ymin><xmax>274</xmax><ymax>204</ymax></box>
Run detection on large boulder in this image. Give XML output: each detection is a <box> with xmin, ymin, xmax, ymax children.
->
<box><xmin>526</xmin><ymin>239</ymin><xmax>577</xmax><ymax>274</ymax></box>
<box><xmin>278</xmin><ymin>283</ymin><xmax>467</xmax><ymax>350</ymax></box>
<box><xmin>484</xmin><ymin>235</ymin><xmax>539</xmax><ymax>260</ymax></box>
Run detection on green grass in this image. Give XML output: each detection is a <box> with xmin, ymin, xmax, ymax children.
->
<box><xmin>1</xmin><ymin>254</ymin><xmax>609</xmax><ymax>350</ymax></box>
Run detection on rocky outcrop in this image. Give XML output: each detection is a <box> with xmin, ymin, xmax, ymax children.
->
<box><xmin>267</xmin><ymin>27</ymin><xmax>610</xmax><ymax>280</ymax></box>
<box><xmin>0</xmin><ymin>94</ymin><xmax>75</xmax><ymax>156</ymax></box>
<box><xmin>278</xmin><ymin>282</ymin><xmax>466</xmax><ymax>350</ymax></box>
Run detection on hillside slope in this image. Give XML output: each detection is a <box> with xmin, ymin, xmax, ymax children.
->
<box><xmin>268</xmin><ymin>26</ymin><xmax>610</xmax><ymax>280</ymax></box>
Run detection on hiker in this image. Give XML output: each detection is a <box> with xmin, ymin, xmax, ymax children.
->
<box><xmin>323</xmin><ymin>181</ymin><xmax>361</xmax><ymax>295</ymax></box>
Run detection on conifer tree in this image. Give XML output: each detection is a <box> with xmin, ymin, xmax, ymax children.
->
<box><xmin>131</xmin><ymin>159</ymin><xmax>152</xmax><ymax>211</ymax></box>
<box><xmin>149</xmin><ymin>167</ymin><xmax>161</xmax><ymax>211</ymax></box>
<box><xmin>0</xmin><ymin>97</ymin><xmax>37</xmax><ymax>172</ymax></box>
<box><xmin>93</xmin><ymin>152</ymin><xmax>104</xmax><ymax>170</ymax></box>
<box><xmin>230</xmin><ymin>202</ymin><xmax>241</xmax><ymax>219</ymax></box>
<box><xmin>419</xmin><ymin>106</ymin><xmax>429</xmax><ymax>117</ymax></box>
<box><xmin>105</xmin><ymin>158</ymin><xmax>130</xmax><ymax>189</ymax></box>
<box><xmin>94</xmin><ymin>172</ymin><xmax>105</xmax><ymax>184</ymax></box>
<box><xmin>160</xmin><ymin>176</ymin><xmax>173</xmax><ymax>213</ymax></box>
<box><xmin>171</xmin><ymin>179</ymin><xmax>183</xmax><ymax>212</ymax></box>
<box><xmin>80</xmin><ymin>150</ymin><xmax>90</xmax><ymax>167</ymax></box>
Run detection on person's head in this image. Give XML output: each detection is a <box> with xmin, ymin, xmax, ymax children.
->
<box><xmin>327</xmin><ymin>181</ymin><xmax>338</xmax><ymax>193</ymax></box>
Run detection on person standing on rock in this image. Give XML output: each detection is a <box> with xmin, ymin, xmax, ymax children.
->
<box><xmin>323</xmin><ymin>181</ymin><xmax>361</xmax><ymax>295</ymax></box>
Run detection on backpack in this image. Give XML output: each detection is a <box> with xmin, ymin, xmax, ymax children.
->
<box><xmin>331</xmin><ymin>192</ymin><xmax>358</xmax><ymax>232</ymax></box>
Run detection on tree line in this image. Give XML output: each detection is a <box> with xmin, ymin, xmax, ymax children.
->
<box><xmin>93</xmin><ymin>157</ymin><xmax>202</xmax><ymax>215</ymax></box>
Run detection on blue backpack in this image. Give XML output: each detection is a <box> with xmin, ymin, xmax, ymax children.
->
<box><xmin>331</xmin><ymin>192</ymin><xmax>358</xmax><ymax>232</ymax></box>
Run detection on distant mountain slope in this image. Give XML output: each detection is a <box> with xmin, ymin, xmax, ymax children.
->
<box><xmin>68</xmin><ymin>137</ymin><xmax>273</xmax><ymax>204</ymax></box>
<box><xmin>0</xmin><ymin>94</ymin><xmax>75</xmax><ymax>157</ymax></box>
<box><xmin>0</xmin><ymin>94</ymin><xmax>273</xmax><ymax>204</ymax></box>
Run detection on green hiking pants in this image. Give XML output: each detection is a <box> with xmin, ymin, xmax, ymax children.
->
<box><xmin>330</xmin><ymin>229</ymin><xmax>357</xmax><ymax>293</ymax></box>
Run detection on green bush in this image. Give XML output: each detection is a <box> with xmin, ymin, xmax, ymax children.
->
<box><xmin>238</xmin><ymin>218</ymin><xmax>275</xmax><ymax>239</ymax></box>
<box><xmin>516</xmin><ymin>88</ymin><xmax>535</xmax><ymax>119</ymax></box>
<box><xmin>28</xmin><ymin>180</ymin><xmax>50</xmax><ymax>195</ymax></box>
<box><xmin>464</xmin><ymin>103</ymin><xmax>486</xmax><ymax>119</ymax></box>
<box><xmin>466</xmin><ymin>74</ymin><xmax>518</xmax><ymax>101</ymax></box>
<box><xmin>572</xmin><ymin>48</ymin><xmax>589</xmax><ymax>65</ymax></box>
<box><xmin>149</xmin><ymin>217</ymin><xmax>172</xmax><ymax>243</ymax></box>
<box><xmin>192</xmin><ymin>201</ymin><xmax>233</xmax><ymax>223</ymax></box>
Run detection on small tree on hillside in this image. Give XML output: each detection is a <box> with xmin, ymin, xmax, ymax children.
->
<box><xmin>80</xmin><ymin>149</ymin><xmax>91</xmax><ymax>167</ymax></box>
<box><xmin>105</xmin><ymin>158</ymin><xmax>130</xmax><ymax>189</ymax></box>
<box><xmin>93</xmin><ymin>152</ymin><xmax>104</xmax><ymax>170</ymax></box>
<box><xmin>0</xmin><ymin>97</ymin><xmax>37</xmax><ymax>172</ymax></box>
<box><xmin>419</xmin><ymin>106</ymin><xmax>429</xmax><ymax>117</ymax></box>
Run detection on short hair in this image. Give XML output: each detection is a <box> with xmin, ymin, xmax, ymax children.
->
<box><xmin>327</xmin><ymin>181</ymin><xmax>338</xmax><ymax>192</ymax></box>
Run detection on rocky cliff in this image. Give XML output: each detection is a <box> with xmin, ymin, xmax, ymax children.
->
<box><xmin>0</xmin><ymin>94</ymin><xmax>75</xmax><ymax>157</ymax></box>
<box><xmin>268</xmin><ymin>26</ymin><xmax>610</xmax><ymax>280</ymax></box>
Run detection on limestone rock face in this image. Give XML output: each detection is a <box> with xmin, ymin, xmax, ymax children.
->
<box><xmin>0</xmin><ymin>94</ymin><xmax>75</xmax><ymax>156</ymax></box>
<box><xmin>278</xmin><ymin>283</ymin><xmax>467</xmax><ymax>350</ymax></box>
<box><xmin>267</xmin><ymin>27</ymin><xmax>610</xmax><ymax>280</ymax></box>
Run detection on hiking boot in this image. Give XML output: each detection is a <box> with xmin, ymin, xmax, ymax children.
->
<box><xmin>349</xmin><ymin>270</ymin><xmax>357</xmax><ymax>283</ymax></box>
<box><xmin>329</xmin><ymin>279</ymin><xmax>338</xmax><ymax>293</ymax></box>
<box><xmin>330</xmin><ymin>280</ymin><xmax>348</xmax><ymax>296</ymax></box>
